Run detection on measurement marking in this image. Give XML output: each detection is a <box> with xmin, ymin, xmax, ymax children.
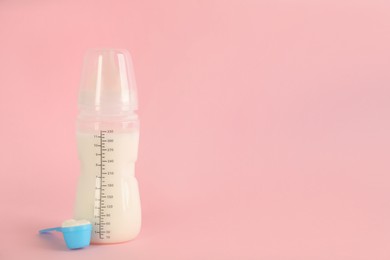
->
<box><xmin>95</xmin><ymin>129</ymin><xmax>113</xmax><ymax>239</ymax></box>
<box><xmin>99</xmin><ymin>130</ymin><xmax>103</xmax><ymax>239</ymax></box>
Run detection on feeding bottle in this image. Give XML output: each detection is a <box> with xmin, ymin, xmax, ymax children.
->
<box><xmin>74</xmin><ymin>49</ymin><xmax>141</xmax><ymax>244</ymax></box>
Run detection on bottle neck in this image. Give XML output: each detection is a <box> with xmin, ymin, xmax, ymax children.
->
<box><xmin>78</xmin><ymin>108</ymin><xmax>138</xmax><ymax>121</ymax></box>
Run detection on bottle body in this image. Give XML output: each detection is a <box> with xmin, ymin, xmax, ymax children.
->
<box><xmin>74</xmin><ymin>114</ymin><xmax>141</xmax><ymax>244</ymax></box>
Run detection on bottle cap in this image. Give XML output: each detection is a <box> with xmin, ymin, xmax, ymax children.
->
<box><xmin>79</xmin><ymin>49</ymin><xmax>138</xmax><ymax>114</ymax></box>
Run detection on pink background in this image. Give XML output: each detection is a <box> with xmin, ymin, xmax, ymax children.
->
<box><xmin>1</xmin><ymin>0</ymin><xmax>390</xmax><ymax>259</ymax></box>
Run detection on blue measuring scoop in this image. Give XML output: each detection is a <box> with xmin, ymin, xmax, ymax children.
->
<box><xmin>39</xmin><ymin>220</ymin><xmax>92</xmax><ymax>249</ymax></box>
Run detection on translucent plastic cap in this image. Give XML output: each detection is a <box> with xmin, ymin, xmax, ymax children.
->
<box><xmin>79</xmin><ymin>49</ymin><xmax>138</xmax><ymax>114</ymax></box>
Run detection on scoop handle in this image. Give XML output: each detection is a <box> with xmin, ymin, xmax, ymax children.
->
<box><xmin>39</xmin><ymin>227</ymin><xmax>62</xmax><ymax>234</ymax></box>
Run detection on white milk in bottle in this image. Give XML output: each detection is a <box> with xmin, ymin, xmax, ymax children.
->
<box><xmin>74</xmin><ymin>49</ymin><xmax>141</xmax><ymax>244</ymax></box>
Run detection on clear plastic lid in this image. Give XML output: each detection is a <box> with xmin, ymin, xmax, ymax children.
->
<box><xmin>79</xmin><ymin>49</ymin><xmax>138</xmax><ymax>114</ymax></box>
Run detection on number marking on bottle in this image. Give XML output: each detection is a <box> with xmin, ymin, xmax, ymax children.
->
<box><xmin>94</xmin><ymin>130</ymin><xmax>115</xmax><ymax>240</ymax></box>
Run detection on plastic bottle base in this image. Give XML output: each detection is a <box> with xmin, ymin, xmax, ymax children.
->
<box><xmin>91</xmin><ymin>239</ymin><xmax>134</xmax><ymax>245</ymax></box>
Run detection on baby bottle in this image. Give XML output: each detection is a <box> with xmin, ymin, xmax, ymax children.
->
<box><xmin>74</xmin><ymin>49</ymin><xmax>141</xmax><ymax>244</ymax></box>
